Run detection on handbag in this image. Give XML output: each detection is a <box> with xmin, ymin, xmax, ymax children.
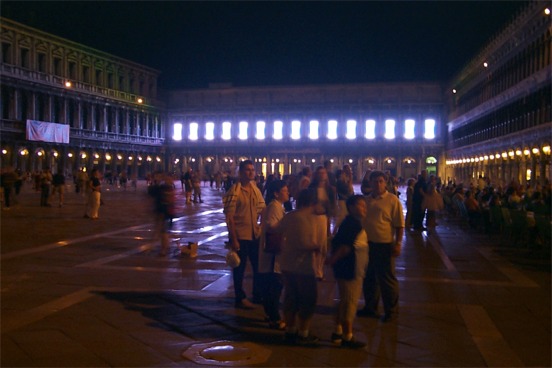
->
<box><xmin>226</xmin><ymin>249</ymin><xmax>240</xmax><ymax>268</ymax></box>
<box><xmin>264</xmin><ymin>232</ymin><xmax>283</xmax><ymax>254</ymax></box>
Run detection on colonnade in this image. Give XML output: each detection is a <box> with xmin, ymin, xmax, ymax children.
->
<box><xmin>446</xmin><ymin>153</ymin><xmax>551</xmax><ymax>187</ymax></box>
<box><xmin>1</xmin><ymin>86</ymin><xmax>163</xmax><ymax>138</ymax></box>
<box><xmin>167</xmin><ymin>151</ymin><xmax>441</xmax><ymax>183</ymax></box>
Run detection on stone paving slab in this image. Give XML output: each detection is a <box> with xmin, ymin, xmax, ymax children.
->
<box><xmin>1</xmin><ymin>181</ymin><xmax>550</xmax><ymax>367</ymax></box>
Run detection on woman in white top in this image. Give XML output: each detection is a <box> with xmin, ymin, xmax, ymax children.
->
<box><xmin>259</xmin><ymin>180</ymin><xmax>289</xmax><ymax>330</ymax></box>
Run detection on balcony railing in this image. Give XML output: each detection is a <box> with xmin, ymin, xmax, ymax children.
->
<box><xmin>0</xmin><ymin>119</ymin><xmax>164</xmax><ymax>145</ymax></box>
<box><xmin>1</xmin><ymin>64</ymin><xmax>161</xmax><ymax>106</ymax></box>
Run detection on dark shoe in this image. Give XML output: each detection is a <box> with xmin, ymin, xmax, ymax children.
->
<box><xmin>330</xmin><ymin>333</ymin><xmax>343</xmax><ymax>345</ymax></box>
<box><xmin>235</xmin><ymin>299</ymin><xmax>255</xmax><ymax>309</ymax></box>
<box><xmin>268</xmin><ymin>320</ymin><xmax>286</xmax><ymax>330</ymax></box>
<box><xmin>296</xmin><ymin>334</ymin><xmax>319</xmax><ymax>346</ymax></box>
<box><xmin>284</xmin><ymin>332</ymin><xmax>297</xmax><ymax>345</ymax></box>
<box><xmin>341</xmin><ymin>338</ymin><xmax>367</xmax><ymax>349</ymax></box>
<box><xmin>251</xmin><ymin>297</ymin><xmax>263</xmax><ymax>304</ymax></box>
<box><xmin>381</xmin><ymin>313</ymin><xmax>397</xmax><ymax>323</ymax></box>
<box><xmin>357</xmin><ymin>308</ymin><xmax>381</xmax><ymax>318</ymax></box>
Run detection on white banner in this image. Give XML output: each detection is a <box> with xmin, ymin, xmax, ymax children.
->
<box><xmin>26</xmin><ymin>120</ymin><xmax>70</xmax><ymax>144</ymax></box>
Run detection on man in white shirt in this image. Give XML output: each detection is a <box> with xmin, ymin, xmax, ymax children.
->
<box><xmin>358</xmin><ymin>170</ymin><xmax>404</xmax><ymax>322</ymax></box>
<box><xmin>223</xmin><ymin>160</ymin><xmax>266</xmax><ymax>308</ymax></box>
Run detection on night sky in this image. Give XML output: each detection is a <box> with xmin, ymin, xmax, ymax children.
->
<box><xmin>2</xmin><ymin>1</ymin><xmax>527</xmax><ymax>90</ymax></box>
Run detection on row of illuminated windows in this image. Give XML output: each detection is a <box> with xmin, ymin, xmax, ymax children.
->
<box><xmin>172</xmin><ymin>119</ymin><xmax>437</xmax><ymax>141</ymax></box>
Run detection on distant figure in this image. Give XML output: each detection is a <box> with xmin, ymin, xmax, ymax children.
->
<box><xmin>77</xmin><ymin>169</ymin><xmax>88</xmax><ymax>196</ymax></box>
<box><xmin>412</xmin><ymin>170</ymin><xmax>428</xmax><ymax>231</ymax></box>
<box><xmin>40</xmin><ymin>168</ymin><xmax>53</xmax><ymax>207</ymax></box>
<box><xmin>422</xmin><ymin>183</ymin><xmax>444</xmax><ymax>230</ymax></box>
<box><xmin>52</xmin><ymin>168</ymin><xmax>66</xmax><ymax>207</ymax></box>
<box><xmin>335</xmin><ymin>167</ymin><xmax>354</xmax><ymax>233</ymax></box>
<box><xmin>150</xmin><ymin>173</ymin><xmax>176</xmax><ymax>256</ymax></box>
<box><xmin>308</xmin><ymin>166</ymin><xmax>336</xmax><ymax>280</ymax></box>
<box><xmin>192</xmin><ymin>171</ymin><xmax>203</xmax><ymax>203</ymax></box>
<box><xmin>84</xmin><ymin>169</ymin><xmax>101</xmax><ymax>219</ymax></box>
<box><xmin>183</xmin><ymin>168</ymin><xmax>193</xmax><ymax>204</ymax></box>
<box><xmin>405</xmin><ymin>178</ymin><xmax>416</xmax><ymax>229</ymax></box>
<box><xmin>1</xmin><ymin>166</ymin><xmax>18</xmax><ymax>209</ymax></box>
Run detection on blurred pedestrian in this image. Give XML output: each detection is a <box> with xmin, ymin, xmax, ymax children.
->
<box><xmin>279</xmin><ymin>188</ymin><xmax>324</xmax><ymax>346</ymax></box>
<box><xmin>308</xmin><ymin>166</ymin><xmax>336</xmax><ymax>280</ymax></box>
<box><xmin>52</xmin><ymin>168</ymin><xmax>65</xmax><ymax>207</ymax></box>
<box><xmin>1</xmin><ymin>166</ymin><xmax>18</xmax><ymax>209</ymax></box>
<box><xmin>84</xmin><ymin>168</ymin><xmax>101</xmax><ymax>219</ymax></box>
<box><xmin>40</xmin><ymin>168</ymin><xmax>53</xmax><ymax>207</ymax></box>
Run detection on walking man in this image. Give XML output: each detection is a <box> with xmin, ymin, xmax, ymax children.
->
<box><xmin>358</xmin><ymin>171</ymin><xmax>404</xmax><ymax>322</ymax></box>
<box><xmin>223</xmin><ymin>160</ymin><xmax>266</xmax><ymax>308</ymax></box>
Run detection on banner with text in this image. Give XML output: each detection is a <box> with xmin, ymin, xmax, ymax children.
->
<box><xmin>26</xmin><ymin>120</ymin><xmax>70</xmax><ymax>144</ymax></box>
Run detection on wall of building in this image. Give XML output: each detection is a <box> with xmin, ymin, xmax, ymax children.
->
<box><xmin>445</xmin><ymin>1</ymin><xmax>551</xmax><ymax>187</ymax></box>
<box><xmin>0</xmin><ymin>18</ymin><xmax>166</xmax><ymax>178</ymax></box>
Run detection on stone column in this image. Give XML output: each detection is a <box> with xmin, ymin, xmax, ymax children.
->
<box><xmin>77</xmin><ymin>101</ymin><xmax>83</xmax><ymax>130</ymax></box>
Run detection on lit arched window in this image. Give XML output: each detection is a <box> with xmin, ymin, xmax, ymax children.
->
<box><xmin>327</xmin><ymin>120</ymin><xmax>338</xmax><ymax>140</ymax></box>
<box><xmin>205</xmin><ymin>122</ymin><xmax>214</xmax><ymax>140</ymax></box>
<box><xmin>424</xmin><ymin>119</ymin><xmax>436</xmax><ymax>139</ymax></box>
<box><xmin>291</xmin><ymin>120</ymin><xmax>301</xmax><ymax>140</ymax></box>
<box><xmin>404</xmin><ymin>119</ymin><xmax>415</xmax><ymax>139</ymax></box>
<box><xmin>256</xmin><ymin>121</ymin><xmax>265</xmax><ymax>140</ymax></box>
<box><xmin>365</xmin><ymin>119</ymin><xmax>376</xmax><ymax>139</ymax></box>
<box><xmin>222</xmin><ymin>122</ymin><xmax>232</xmax><ymax>140</ymax></box>
<box><xmin>238</xmin><ymin>121</ymin><xmax>248</xmax><ymax>140</ymax></box>
<box><xmin>309</xmin><ymin>120</ymin><xmax>319</xmax><ymax>140</ymax></box>
<box><xmin>346</xmin><ymin>120</ymin><xmax>357</xmax><ymax>140</ymax></box>
<box><xmin>273</xmin><ymin>120</ymin><xmax>283</xmax><ymax>140</ymax></box>
<box><xmin>189</xmin><ymin>122</ymin><xmax>198</xmax><ymax>141</ymax></box>
<box><xmin>384</xmin><ymin>119</ymin><xmax>395</xmax><ymax>139</ymax></box>
<box><xmin>172</xmin><ymin>123</ymin><xmax>182</xmax><ymax>141</ymax></box>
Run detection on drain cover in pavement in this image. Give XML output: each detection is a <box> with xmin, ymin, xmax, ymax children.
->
<box><xmin>182</xmin><ymin>340</ymin><xmax>271</xmax><ymax>366</ymax></box>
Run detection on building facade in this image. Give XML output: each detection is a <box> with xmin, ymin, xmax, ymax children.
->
<box><xmin>0</xmin><ymin>18</ymin><xmax>165</xmax><ymax>178</ymax></box>
<box><xmin>445</xmin><ymin>1</ymin><xmax>551</xmax><ymax>187</ymax></box>
<box><xmin>1</xmin><ymin>0</ymin><xmax>550</xmax><ymax>186</ymax></box>
<box><xmin>165</xmin><ymin>82</ymin><xmax>445</xmax><ymax>181</ymax></box>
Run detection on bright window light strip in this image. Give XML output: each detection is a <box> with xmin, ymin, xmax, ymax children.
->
<box><xmin>256</xmin><ymin>121</ymin><xmax>266</xmax><ymax>140</ymax></box>
<box><xmin>222</xmin><ymin>122</ymin><xmax>232</xmax><ymax>140</ymax></box>
<box><xmin>365</xmin><ymin>119</ymin><xmax>376</xmax><ymax>139</ymax></box>
<box><xmin>346</xmin><ymin>120</ymin><xmax>357</xmax><ymax>140</ymax></box>
<box><xmin>424</xmin><ymin>119</ymin><xmax>435</xmax><ymax>139</ymax></box>
<box><xmin>404</xmin><ymin>119</ymin><xmax>415</xmax><ymax>139</ymax></box>
<box><xmin>205</xmin><ymin>122</ymin><xmax>215</xmax><ymax>140</ymax></box>
<box><xmin>189</xmin><ymin>122</ymin><xmax>199</xmax><ymax>141</ymax></box>
<box><xmin>327</xmin><ymin>120</ymin><xmax>338</xmax><ymax>140</ymax></box>
<box><xmin>309</xmin><ymin>120</ymin><xmax>319</xmax><ymax>140</ymax></box>
<box><xmin>172</xmin><ymin>123</ymin><xmax>182</xmax><ymax>141</ymax></box>
<box><xmin>239</xmin><ymin>121</ymin><xmax>248</xmax><ymax>140</ymax></box>
<box><xmin>273</xmin><ymin>120</ymin><xmax>283</xmax><ymax>140</ymax></box>
<box><xmin>291</xmin><ymin>120</ymin><xmax>301</xmax><ymax>140</ymax></box>
<box><xmin>384</xmin><ymin>119</ymin><xmax>395</xmax><ymax>139</ymax></box>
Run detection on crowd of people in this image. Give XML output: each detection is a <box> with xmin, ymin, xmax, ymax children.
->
<box><xmin>220</xmin><ymin>161</ymin><xmax>551</xmax><ymax>348</ymax></box>
<box><xmin>2</xmin><ymin>161</ymin><xmax>550</xmax><ymax>349</ymax></box>
<box><xmin>222</xmin><ymin>160</ymin><xmax>405</xmax><ymax>349</ymax></box>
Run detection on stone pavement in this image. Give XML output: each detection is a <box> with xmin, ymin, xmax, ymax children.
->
<box><xmin>1</xmin><ymin>181</ymin><xmax>550</xmax><ymax>367</ymax></box>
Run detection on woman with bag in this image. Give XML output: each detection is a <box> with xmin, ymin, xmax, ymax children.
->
<box><xmin>258</xmin><ymin>180</ymin><xmax>289</xmax><ymax>330</ymax></box>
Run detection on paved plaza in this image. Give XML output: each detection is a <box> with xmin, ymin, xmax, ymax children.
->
<box><xmin>1</xmin><ymin>181</ymin><xmax>550</xmax><ymax>367</ymax></box>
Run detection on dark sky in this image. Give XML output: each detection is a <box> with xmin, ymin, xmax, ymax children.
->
<box><xmin>2</xmin><ymin>1</ymin><xmax>527</xmax><ymax>90</ymax></box>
